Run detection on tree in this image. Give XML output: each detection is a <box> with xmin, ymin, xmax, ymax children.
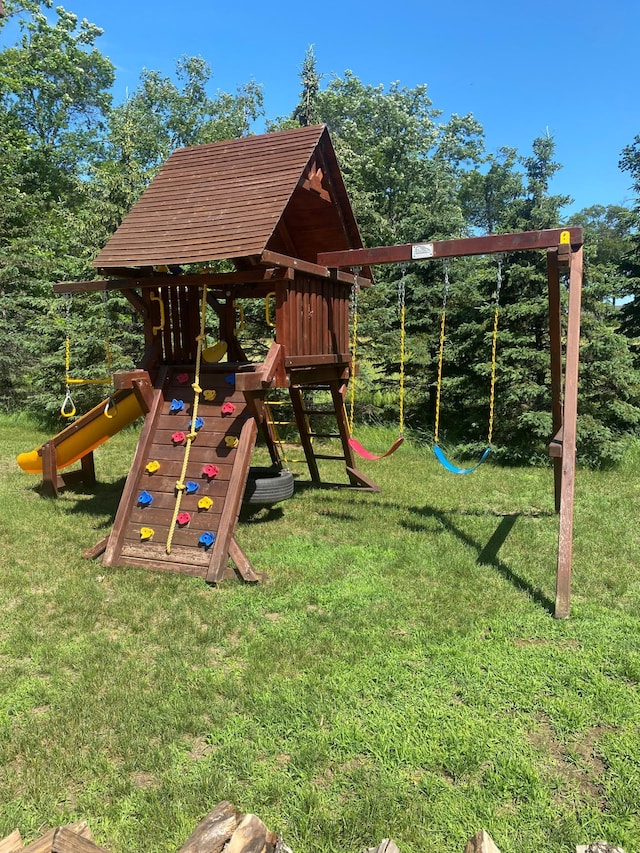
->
<box><xmin>0</xmin><ymin>2</ymin><xmax>115</xmax><ymax>415</ymax></box>
<box><xmin>618</xmin><ymin>135</ymin><xmax>640</xmax><ymax>341</ymax></box>
<box><xmin>104</xmin><ymin>57</ymin><xmax>264</xmax><ymax>179</ymax></box>
<box><xmin>292</xmin><ymin>46</ymin><xmax>322</xmax><ymax>127</ymax></box>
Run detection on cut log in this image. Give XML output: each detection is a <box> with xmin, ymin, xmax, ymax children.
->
<box><xmin>21</xmin><ymin>823</ymin><xmax>92</xmax><ymax>853</ymax></box>
<box><xmin>464</xmin><ymin>830</ymin><xmax>501</xmax><ymax>853</ymax></box>
<box><xmin>0</xmin><ymin>828</ymin><xmax>22</xmax><ymax>852</ymax></box>
<box><xmin>178</xmin><ymin>801</ymin><xmax>240</xmax><ymax>853</ymax></box>
<box><xmin>51</xmin><ymin>827</ymin><xmax>109</xmax><ymax>853</ymax></box>
<box><xmin>225</xmin><ymin>814</ymin><xmax>277</xmax><ymax>853</ymax></box>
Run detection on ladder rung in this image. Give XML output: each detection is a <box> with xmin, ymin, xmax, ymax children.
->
<box><xmin>312</xmin><ymin>453</ymin><xmax>346</xmax><ymax>461</ymax></box>
<box><xmin>291</xmin><ymin>385</ymin><xmax>331</xmax><ymax>392</ymax></box>
<box><xmin>307</xmin><ymin>432</ymin><xmax>341</xmax><ymax>439</ymax></box>
<box><xmin>302</xmin><ymin>409</ymin><xmax>336</xmax><ymax>416</ymax></box>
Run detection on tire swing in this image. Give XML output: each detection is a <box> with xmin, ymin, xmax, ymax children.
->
<box><xmin>432</xmin><ymin>256</ymin><xmax>502</xmax><ymax>475</ymax></box>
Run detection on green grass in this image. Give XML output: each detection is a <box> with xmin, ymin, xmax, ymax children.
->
<box><xmin>1</xmin><ymin>415</ymin><xmax>640</xmax><ymax>852</ymax></box>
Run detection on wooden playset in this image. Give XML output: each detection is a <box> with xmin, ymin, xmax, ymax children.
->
<box><xmin>17</xmin><ymin>125</ymin><xmax>584</xmax><ymax>617</ymax></box>
<box><xmin>18</xmin><ymin>126</ymin><xmax>378</xmax><ymax>583</ymax></box>
<box><xmin>319</xmin><ymin>226</ymin><xmax>584</xmax><ymax>619</ymax></box>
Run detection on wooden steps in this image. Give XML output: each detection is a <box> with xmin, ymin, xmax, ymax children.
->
<box><xmin>287</xmin><ymin>378</ymin><xmax>379</xmax><ymax>492</ymax></box>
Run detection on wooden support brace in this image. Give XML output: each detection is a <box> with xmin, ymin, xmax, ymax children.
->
<box><xmin>228</xmin><ymin>537</ymin><xmax>260</xmax><ymax>583</ymax></box>
<box><xmin>205</xmin><ymin>418</ymin><xmax>258</xmax><ymax>584</ymax></box>
<box><xmin>80</xmin><ymin>451</ymin><xmax>96</xmax><ymax>488</ymax></box>
<box><xmin>548</xmin><ymin>427</ymin><xmax>564</xmax><ymax>458</ymax></box>
<box><xmin>82</xmin><ymin>536</ymin><xmax>109</xmax><ymax>561</ymax></box>
<box><xmin>41</xmin><ymin>440</ymin><xmax>59</xmax><ymax>497</ymax></box>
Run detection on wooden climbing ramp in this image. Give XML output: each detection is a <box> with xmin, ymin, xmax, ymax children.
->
<box><xmin>102</xmin><ymin>364</ymin><xmax>259</xmax><ymax>583</ymax></box>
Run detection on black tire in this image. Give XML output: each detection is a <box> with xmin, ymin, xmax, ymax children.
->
<box><xmin>243</xmin><ymin>466</ymin><xmax>295</xmax><ymax>505</ymax></box>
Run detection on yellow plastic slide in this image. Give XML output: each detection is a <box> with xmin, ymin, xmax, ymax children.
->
<box><xmin>17</xmin><ymin>390</ymin><xmax>145</xmax><ymax>474</ymax></box>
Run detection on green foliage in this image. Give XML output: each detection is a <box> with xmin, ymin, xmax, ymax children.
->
<box><xmin>292</xmin><ymin>45</ymin><xmax>322</xmax><ymax>127</ymax></box>
<box><xmin>107</xmin><ymin>57</ymin><xmax>264</xmax><ymax>177</ymax></box>
<box><xmin>1</xmin><ymin>11</ymin><xmax>640</xmax><ymax>465</ymax></box>
<box><xmin>0</xmin><ymin>3</ymin><xmax>114</xmax><ymax>165</ymax></box>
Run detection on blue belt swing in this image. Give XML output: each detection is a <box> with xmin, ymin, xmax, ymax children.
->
<box><xmin>433</xmin><ymin>257</ymin><xmax>501</xmax><ymax>475</ymax></box>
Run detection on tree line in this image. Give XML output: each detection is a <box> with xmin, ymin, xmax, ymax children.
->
<box><xmin>1</xmin><ymin>5</ymin><xmax>639</xmax><ymax>466</ymax></box>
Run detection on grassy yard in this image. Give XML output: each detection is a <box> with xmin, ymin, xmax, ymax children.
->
<box><xmin>1</xmin><ymin>415</ymin><xmax>639</xmax><ymax>853</ymax></box>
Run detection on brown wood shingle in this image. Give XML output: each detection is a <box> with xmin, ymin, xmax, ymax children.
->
<box><xmin>93</xmin><ymin>125</ymin><xmax>363</xmax><ymax>270</ymax></box>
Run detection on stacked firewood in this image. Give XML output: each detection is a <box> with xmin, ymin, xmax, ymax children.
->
<box><xmin>0</xmin><ymin>804</ymin><xmax>625</xmax><ymax>853</ymax></box>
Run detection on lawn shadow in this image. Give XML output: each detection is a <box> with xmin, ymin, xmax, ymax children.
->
<box><xmin>56</xmin><ymin>476</ymin><xmax>128</xmax><ymax>526</ymax></box>
<box><xmin>239</xmin><ymin>505</ymin><xmax>285</xmax><ymax>525</ymax></box>
<box><xmin>403</xmin><ymin>504</ymin><xmax>555</xmax><ymax>614</ymax></box>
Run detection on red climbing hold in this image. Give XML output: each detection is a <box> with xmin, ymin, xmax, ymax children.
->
<box><xmin>221</xmin><ymin>402</ymin><xmax>236</xmax><ymax>416</ymax></box>
<box><xmin>177</xmin><ymin>511</ymin><xmax>191</xmax><ymax>526</ymax></box>
<box><xmin>203</xmin><ymin>464</ymin><xmax>219</xmax><ymax>479</ymax></box>
<box><xmin>172</xmin><ymin>431</ymin><xmax>186</xmax><ymax>444</ymax></box>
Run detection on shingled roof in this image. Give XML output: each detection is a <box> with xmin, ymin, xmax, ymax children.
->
<box><xmin>93</xmin><ymin>125</ymin><xmax>364</xmax><ymax>271</ymax></box>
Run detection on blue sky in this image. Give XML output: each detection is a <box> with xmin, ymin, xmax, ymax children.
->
<box><xmin>4</xmin><ymin>0</ymin><xmax>639</xmax><ymax>217</ymax></box>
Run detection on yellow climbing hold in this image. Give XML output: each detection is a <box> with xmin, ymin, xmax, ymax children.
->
<box><xmin>225</xmin><ymin>435</ymin><xmax>239</xmax><ymax>448</ymax></box>
<box><xmin>203</xmin><ymin>389</ymin><xmax>216</xmax><ymax>401</ymax></box>
<box><xmin>198</xmin><ymin>496</ymin><xmax>213</xmax><ymax>510</ymax></box>
<box><xmin>145</xmin><ymin>460</ymin><xmax>160</xmax><ymax>473</ymax></box>
<box><xmin>140</xmin><ymin>527</ymin><xmax>155</xmax><ymax>540</ymax></box>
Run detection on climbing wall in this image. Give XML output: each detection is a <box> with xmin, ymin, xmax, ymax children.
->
<box><xmin>102</xmin><ymin>364</ymin><xmax>258</xmax><ymax>582</ymax></box>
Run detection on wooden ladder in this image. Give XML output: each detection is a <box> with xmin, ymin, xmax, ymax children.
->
<box><xmin>287</xmin><ymin>379</ymin><xmax>379</xmax><ymax>491</ymax></box>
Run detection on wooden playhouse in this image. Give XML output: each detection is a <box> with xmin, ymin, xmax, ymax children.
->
<box><xmin>47</xmin><ymin>125</ymin><xmax>377</xmax><ymax>583</ymax></box>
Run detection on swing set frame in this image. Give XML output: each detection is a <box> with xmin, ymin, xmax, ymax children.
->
<box><xmin>319</xmin><ymin>226</ymin><xmax>584</xmax><ymax>619</ymax></box>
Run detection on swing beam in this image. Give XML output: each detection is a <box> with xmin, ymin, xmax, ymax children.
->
<box><xmin>319</xmin><ymin>227</ymin><xmax>584</xmax><ymax>620</ymax></box>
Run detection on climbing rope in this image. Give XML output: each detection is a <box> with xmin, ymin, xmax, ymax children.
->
<box><xmin>165</xmin><ymin>283</ymin><xmax>208</xmax><ymax>554</ymax></box>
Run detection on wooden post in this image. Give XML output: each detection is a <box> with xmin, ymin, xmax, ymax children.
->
<box><xmin>80</xmin><ymin>452</ymin><xmax>96</xmax><ymax>488</ymax></box>
<box><xmin>547</xmin><ymin>249</ymin><xmax>563</xmax><ymax>513</ymax></box>
<box><xmin>41</xmin><ymin>440</ymin><xmax>59</xmax><ymax>497</ymax></box>
<box><xmin>555</xmin><ymin>246</ymin><xmax>583</xmax><ymax>618</ymax></box>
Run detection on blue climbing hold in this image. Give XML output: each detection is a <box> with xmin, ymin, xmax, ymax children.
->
<box><xmin>137</xmin><ymin>490</ymin><xmax>153</xmax><ymax>506</ymax></box>
<box><xmin>190</xmin><ymin>416</ymin><xmax>204</xmax><ymax>430</ymax></box>
<box><xmin>169</xmin><ymin>398</ymin><xmax>185</xmax><ymax>413</ymax></box>
<box><xmin>225</xmin><ymin>374</ymin><xmax>235</xmax><ymax>386</ymax></box>
<box><xmin>185</xmin><ymin>480</ymin><xmax>199</xmax><ymax>494</ymax></box>
<box><xmin>199</xmin><ymin>531</ymin><xmax>216</xmax><ymax>548</ymax></box>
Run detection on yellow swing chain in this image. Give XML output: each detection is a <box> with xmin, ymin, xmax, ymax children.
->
<box><xmin>486</xmin><ymin>256</ymin><xmax>502</xmax><ymax>446</ymax></box>
<box><xmin>398</xmin><ymin>265</ymin><xmax>406</xmax><ymax>436</ymax></box>
<box><xmin>62</xmin><ymin>291</ymin><xmax>113</xmax><ymax>407</ymax></box>
<box><xmin>434</xmin><ymin>260</ymin><xmax>449</xmax><ymax>446</ymax></box>
<box><xmin>347</xmin><ymin>267</ymin><xmax>361</xmax><ymax>436</ymax></box>
<box><xmin>166</xmin><ymin>282</ymin><xmax>208</xmax><ymax>555</ymax></box>
<box><xmin>349</xmin><ymin>266</ymin><xmax>407</xmax><ymax>438</ymax></box>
